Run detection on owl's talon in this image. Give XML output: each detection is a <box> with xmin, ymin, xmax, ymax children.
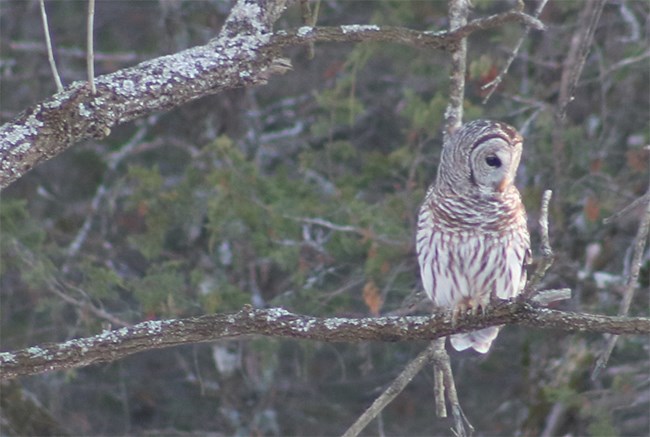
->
<box><xmin>452</xmin><ymin>300</ymin><xmax>470</xmax><ymax>326</ymax></box>
<box><xmin>454</xmin><ymin>296</ymin><xmax>491</xmax><ymax>321</ymax></box>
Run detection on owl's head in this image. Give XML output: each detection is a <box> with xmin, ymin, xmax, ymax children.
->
<box><xmin>437</xmin><ymin>119</ymin><xmax>523</xmax><ymax>195</ymax></box>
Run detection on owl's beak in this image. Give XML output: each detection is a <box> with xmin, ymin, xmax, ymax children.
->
<box><xmin>496</xmin><ymin>177</ymin><xmax>509</xmax><ymax>192</ymax></box>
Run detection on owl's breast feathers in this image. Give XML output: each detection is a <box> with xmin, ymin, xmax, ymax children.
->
<box><xmin>420</xmin><ymin>185</ymin><xmax>528</xmax><ymax>236</ymax></box>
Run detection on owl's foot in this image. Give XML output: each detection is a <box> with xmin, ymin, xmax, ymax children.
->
<box><xmin>451</xmin><ymin>296</ymin><xmax>490</xmax><ymax>326</ymax></box>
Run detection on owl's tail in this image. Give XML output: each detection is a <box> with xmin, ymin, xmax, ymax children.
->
<box><xmin>449</xmin><ymin>327</ymin><xmax>501</xmax><ymax>353</ymax></box>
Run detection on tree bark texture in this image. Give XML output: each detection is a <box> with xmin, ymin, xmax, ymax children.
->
<box><xmin>1</xmin><ymin>300</ymin><xmax>648</xmax><ymax>380</ymax></box>
<box><xmin>0</xmin><ymin>0</ymin><xmax>541</xmax><ymax>190</ymax></box>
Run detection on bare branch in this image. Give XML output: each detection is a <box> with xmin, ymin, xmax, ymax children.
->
<box><xmin>451</xmin><ymin>10</ymin><xmax>544</xmax><ymax>37</ymax></box>
<box><xmin>432</xmin><ymin>338</ymin><xmax>474</xmax><ymax>437</ymax></box>
<box><xmin>557</xmin><ymin>0</ymin><xmax>606</xmax><ymax>120</ymax></box>
<box><xmin>603</xmin><ymin>192</ymin><xmax>650</xmax><ymax>225</ymax></box>
<box><xmin>551</xmin><ymin>0</ymin><xmax>606</xmax><ymax>205</ymax></box>
<box><xmin>604</xmin><ymin>49</ymin><xmax>650</xmax><ymax>76</ymax></box>
<box><xmin>10</xmin><ymin>240</ymin><xmax>131</xmax><ymax>329</ymax></box>
<box><xmin>1</xmin><ymin>1</ymin><xmax>542</xmax><ymax>191</ymax></box>
<box><xmin>481</xmin><ymin>0</ymin><xmax>549</xmax><ymax>103</ymax></box>
<box><xmin>87</xmin><ymin>0</ymin><xmax>96</xmax><ymax>94</ymax></box>
<box><xmin>0</xmin><ymin>0</ymin><xmax>292</xmax><ymax>190</ymax></box>
<box><xmin>531</xmin><ymin>288</ymin><xmax>572</xmax><ymax>305</ymax></box>
<box><xmin>342</xmin><ymin>341</ymin><xmax>437</xmax><ymax>437</ymax></box>
<box><xmin>38</xmin><ymin>0</ymin><xmax>64</xmax><ymax>93</ymax></box>
<box><xmin>592</xmin><ymin>191</ymin><xmax>650</xmax><ymax>379</ymax></box>
<box><xmin>1</xmin><ymin>299</ymin><xmax>648</xmax><ymax>381</ymax></box>
<box><xmin>524</xmin><ymin>189</ymin><xmax>555</xmax><ymax>297</ymax></box>
<box><xmin>64</xmin><ymin>121</ymin><xmax>152</xmax><ymax>260</ymax></box>
<box><xmin>273</xmin><ymin>11</ymin><xmax>542</xmax><ymax>51</ymax></box>
<box><xmin>444</xmin><ymin>0</ymin><xmax>469</xmax><ymax>135</ymax></box>
<box><xmin>9</xmin><ymin>41</ymin><xmax>140</xmax><ymax>63</ymax></box>
<box><xmin>433</xmin><ymin>343</ymin><xmax>446</xmax><ymax>417</ymax></box>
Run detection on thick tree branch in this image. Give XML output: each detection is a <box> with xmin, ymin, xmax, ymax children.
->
<box><xmin>1</xmin><ymin>299</ymin><xmax>647</xmax><ymax>381</ymax></box>
<box><xmin>0</xmin><ymin>2</ymin><xmax>542</xmax><ymax>190</ymax></box>
<box><xmin>0</xmin><ymin>0</ymin><xmax>290</xmax><ymax>190</ymax></box>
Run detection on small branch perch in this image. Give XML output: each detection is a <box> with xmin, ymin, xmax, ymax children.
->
<box><xmin>525</xmin><ymin>189</ymin><xmax>555</xmax><ymax>297</ymax></box>
<box><xmin>1</xmin><ymin>300</ymin><xmax>648</xmax><ymax>381</ymax></box>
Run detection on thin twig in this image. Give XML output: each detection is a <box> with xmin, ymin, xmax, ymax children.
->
<box><xmin>341</xmin><ymin>342</ymin><xmax>438</xmax><ymax>437</ymax></box>
<box><xmin>592</xmin><ymin>191</ymin><xmax>650</xmax><ymax>379</ymax></box>
<box><xmin>531</xmin><ymin>288</ymin><xmax>572</xmax><ymax>306</ymax></box>
<box><xmin>300</xmin><ymin>0</ymin><xmax>319</xmax><ymax>59</ymax></box>
<box><xmin>9</xmin><ymin>41</ymin><xmax>139</xmax><ymax>63</ymax></box>
<box><xmin>50</xmin><ymin>279</ymin><xmax>132</xmax><ymax>328</ymax></box>
<box><xmin>11</xmin><ymin>240</ymin><xmax>131</xmax><ymax>328</ymax></box>
<box><xmin>273</xmin><ymin>12</ymin><xmax>543</xmax><ymax>52</ymax></box>
<box><xmin>282</xmin><ymin>215</ymin><xmax>403</xmax><ymax>246</ymax></box>
<box><xmin>87</xmin><ymin>0</ymin><xmax>96</xmax><ymax>94</ymax></box>
<box><xmin>603</xmin><ymin>192</ymin><xmax>650</xmax><ymax>225</ymax></box>
<box><xmin>431</xmin><ymin>338</ymin><xmax>474</xmax><ymax>437</ymax></box>
<box><xmin>552</xmin><ymin>0</ymin><xmax>606</xmax><ymax>208</ymax></box>
<box><xmin>603</xmin><ymin>49</ymin><xmax>650</xmax><ymax>76</ymax></box>
<box><xmin>482</xmin><ymin>0</ymin><xmax>549</xmax><ymax>103</ymax></box>
<box><xmin>557</xmin><ymin>0</ymin><xmax>606</xmax><ymax>121</ymax></box>
<box><xmin>65</xmin><ymin>123</ymin><xmax>150</xmax><ymax>259</ymax></box>
<box><xmin>524</xmin><ymin>190</ymin><xmax>555</xmax><ymax>298</ymax></box>
<box><xmin>39</xmin><ymin>0</ymin><xmax>64</xmax><ymax>93</ymax></box>
<box><xmin>294</xmin><ymin>216</ymin><xmax>359</xmax><ymax>234</ymax></box>
<box><xmin>438</xmin><ymin>345</ymin><xmax>474</xmax><ymax>437</ymax></box>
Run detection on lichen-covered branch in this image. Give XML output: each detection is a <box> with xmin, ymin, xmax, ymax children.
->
<box><xmin>0</xmin><ymin>0</ymin><xmax>290</xmax><ymax>189</ymax></box>
<box><xmin>1</xmin><ymin>300</ymin><xmax>648</xmax><ymax>381</ymax></box>
<box><xmin>0</xmin><ymin>0</ymin><xmax>542</xmax><ymax>190</ymax></box>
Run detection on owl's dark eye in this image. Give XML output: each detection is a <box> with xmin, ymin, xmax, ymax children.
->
<box><xmin>485</xmin><ymin>155</ymin><xmax>501</xmax><ymax>168</ymax></box>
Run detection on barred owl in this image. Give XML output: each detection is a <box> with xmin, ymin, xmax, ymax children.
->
<box><xmin>416</xmin><ymin>120</ymin><xmax>531</xmax><ymax>353</ymax></box>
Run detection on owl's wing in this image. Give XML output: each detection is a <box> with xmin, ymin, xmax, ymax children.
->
<box><xmin>522</xmin><ymin>246</ymin><xmax>532</xmax><ymax>290</ymax></box>
<box><xmin>495</xmin><ymin>232</ymin><xmax>531</xmax><ymax>300</ymax></box>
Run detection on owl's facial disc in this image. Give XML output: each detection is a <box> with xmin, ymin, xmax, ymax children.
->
<box><xmin>469</xmin><ymin>138</ymin><xmax>519</xmax><ymax>193</ymax></box>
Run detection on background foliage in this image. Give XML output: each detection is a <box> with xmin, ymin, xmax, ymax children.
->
<box><xmin>1</xmin><ymin>1</ymin><xmax>648</xmax><ymax>435</ymax></box>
